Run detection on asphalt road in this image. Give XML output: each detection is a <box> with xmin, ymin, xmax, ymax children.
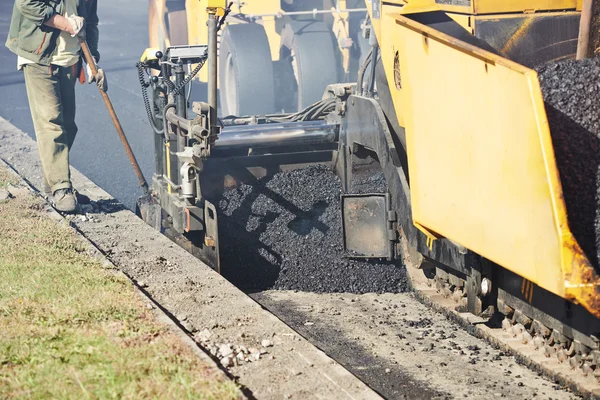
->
<box><xmin>0</xmin><ymin>0</ymin><xmax>202</xmax><ymax>209</ymax></box>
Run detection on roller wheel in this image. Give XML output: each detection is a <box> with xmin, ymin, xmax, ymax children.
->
<box><xmin>219</xmin><ymin>23</ymin><xmax>276</xmax><ymax>117</ymax></box>
<box><xmin>148</xmin><ymin>0</ymin><xmax>188</xmax><ymax>51</ymax></box>
<box><xmin>280</xmin><ymin>20</ymin><xmax>341</xmax><ymax>111</ymax></box>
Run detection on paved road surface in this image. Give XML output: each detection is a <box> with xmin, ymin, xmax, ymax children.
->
<box><xmin>0</xmin><ymin>0</ymin><xmax>205</xmax><ymax>209</ymax></box>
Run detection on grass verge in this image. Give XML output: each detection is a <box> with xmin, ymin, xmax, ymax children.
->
<box><xmin>0</xmin><ymin>167</ymin><xmax>18</xmax><ymax>188</ymax></box>
<box><xmin>0</xmin><ymin>168</ymin><xmax>241</xmax><ymax>399</ymax></box>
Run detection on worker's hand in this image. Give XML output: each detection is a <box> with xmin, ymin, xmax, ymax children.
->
<box><xmin>86</xmin><ymin>61</ymin><xmax>108</xmax><ymax>92</ymax></box>
<box><xmin>95</xmin><ymin>69</ymin><xmax>108</xmax><ymax>92</ymax></box>
<box><xmin>66</xmin><ymin>14</ymin><xmax>85</xmax><ymax>38</ymax></box>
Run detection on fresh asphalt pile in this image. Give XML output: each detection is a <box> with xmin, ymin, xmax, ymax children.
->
<box><xmin>537</xmin><ymin>57</ymin><xmax>600</xmax><ymax>269</ymax></box>
<box><xmin>214</xmin><ymin>164</ymin><xmax>409</xmax><ymax>293</ymax></box>
<box><xmin>350</xmin><ymin>155</ymin><xmax>387</xmax><ymax>194</ymax></box>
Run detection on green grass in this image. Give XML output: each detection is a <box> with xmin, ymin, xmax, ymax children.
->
<box><xmin>0</xmin><ymin>170</ymin><xmax>241</xmax><ymax>400</ymax></box>
<box><xmin>0</xmin><ymin>167</ymin><xmax>18</xmax><ymax>188</ymax></box>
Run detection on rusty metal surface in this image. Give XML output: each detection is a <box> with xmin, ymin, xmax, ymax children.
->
<box><xmin>341</xmin><ymin>193</ymin><xmax>391</xmax><ymax>259</ymax></box>
<box><xmin>203</xmin><ymin>200</ymin><xmax>221</xmax><ymax>274</ymax></box>
<box><xmin>474</xmin><ymin>12</ymin><xmax>580</xmax><ymax>68</ymax></box>
<box><xmin>136</xmin><ymin>194</ymin><xmax>162</xmax><ymax>231</ymax></box>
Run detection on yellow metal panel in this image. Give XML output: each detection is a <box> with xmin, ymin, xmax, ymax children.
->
<box><xmin>384</xmin><ymin>13</ymin><xmax>600</xmax><ymax>316</ymax></box>
<box><xmin>432</xmin><ymin>3</ymin><xmax>474</xmax><ymax>14</ymax></box>
<box><xmin>376</xmin><ymin>0</ymin><xmax>578</xmax><ymax>14</ymax></box>
<box><xmin>473</xmin><ymin>0</ymin><xmax>577</xmax><ymax>13</ymax></box>
<box><xmin>377</xmin><ymin>5</ymin><xmax>411</xmax><ymax>127</ymax></box>
<box><xmin>186</xmin><ymin>0</ymin><xmax>280</xmax><ymax>81</ymax></box>
<box><xmin>446</xmin><ymin>13</ymin><xmax>472</xmax><ymax>33</ymax></box>
<box><xmin>261</xmin><ymin>17</ymin><xmax>280</xmax><ymax>62</ymax></box>
<box><xmin>140</xmin><ymin>47</ymin><xmax>161</xmax><ymax>62</ymax></box>
<box><xmin>207</xmin><ymin>0</ymin><xmax>227</xmax><ymax>9</ymax></box>
<box><xmin>186</xmin><ymin>0</ymin><xmax>205</xmax><ymax>46</ymax></box>
<box><xmin>185</xmin><ymin>0</ymin><xmax>208</xmax><ymax>81</ymax></box>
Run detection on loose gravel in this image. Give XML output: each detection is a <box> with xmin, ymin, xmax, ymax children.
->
<box><xmin>537</xmin><ymin>57</ymin><xmax>600</xmax><ymax>269</ymax></box>
<box><xmin>351</xmin><ymin>156</ymin><xmax>387</xmax><ymax>194</ymax></box>
<box><xmin>214</xmin><ymin>165</ymin><xmax>409</xmax><ymax>294</ymax></box>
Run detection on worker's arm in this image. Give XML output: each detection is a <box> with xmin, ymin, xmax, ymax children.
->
<box><xmin>84</xmin><ymin>0</ymin><xmax>100</xmax><ymax>61</ymax></box>
<box><xmin>15</xmin><ymin>0</ymin><xmax>57</xmax><ymax>27</ymax></box>
<box><xmin>43</xmin><ymin>14</ymin><xmax>77</xmax><ymax>35</ymax></box>
<box><xmin>81</xmin><ymin>0</ymin><xmax>105</xmax><ymax>91</ymax></box>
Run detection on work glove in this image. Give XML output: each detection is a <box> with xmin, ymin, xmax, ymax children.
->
<box><xmin>66</xmin><ymin>14</ymin><xmax>85</xmax><ymax>38</ymax></box>
<box><xmin>86</xmin><ymin>59</ymin><xmax>108</xmax><ymax>92</ymax></box>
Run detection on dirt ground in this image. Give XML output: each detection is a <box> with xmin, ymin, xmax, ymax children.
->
<box><xmin>255</xmin><ymin>291</ymin><xmax>580</xmax><ymax>400</ymax></box>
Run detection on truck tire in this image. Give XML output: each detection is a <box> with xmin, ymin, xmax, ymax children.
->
<box><xmin>280</xmin><ymin>20</ymin><xmax>341</xmax><ymax>111</ymax></box>
<box><xmin>219</xmin><ymin>23</ymin><xmax>276</xmax><ymax>117</ymax></box>
<box><xmin>148</xmin><ymin>0</ymin><xmax>188</xmax><ymax>51</ymax></box>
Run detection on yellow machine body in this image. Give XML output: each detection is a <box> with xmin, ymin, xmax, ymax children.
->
<box><xmin>151</xmin><ymin>0</ymin><xmax>364</xmax><ymax>83</ymax></box>
<box><xmin>368</xmin><ymin>2</ymin><xmax>600</xmax><ymax>316</ymax></box>
<box><xmin>381</xmin><ymin>0</ymin><xmax>581</xmax><ymax>13</ymax></box>
<box><xmin>186</xmin><ymin>0</ymin><xmax>281</xmax><ymax>68</ymax></box>
<box><xmin>186</xmin><ymin>0</ymin><xmax>280</xmax><ymax>82</ymax></box>
<box><xmin>140</xmin><ymin>47</ymin><xmax>161</xmax><ymax>63</ymax></box>
<box><xmin>148</xmin><ymin>0</ymin><xmax>280</xmax><ymax>82</ymax></box>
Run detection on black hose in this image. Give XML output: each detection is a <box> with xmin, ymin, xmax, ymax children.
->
<box><xmin>356</xmin><ymin>47</ymin><xmax>373</xmax><ymax>96</ymax></box>
<box><xmin>170</xmin><ymin>58</ymin><xmax>206</xmax><ymax>96</ymax></box>
<box><xmin>216</xmin><ymin>2</ymin><xmax>234</xmax><ymax>32</ymax></box>
<box><xmin>136</xmin><ymin>62</ymin><xmax>164</xmax><ymax>135</ymax></box>
<box><xmin>367</xmin><ymin>44</ymin><xmax>379</xmax><ymax>97</ymax></box>
<box><xmin>268</xmin><ymin>98</ymin><xmax>337</xmax><ymax>123</ymax></box>
<box><xmin>161</xmin><ymin>61</ymin><xmax>176</xmax><ymax>92</ymax></box>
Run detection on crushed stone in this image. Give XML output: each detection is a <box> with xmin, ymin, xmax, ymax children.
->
<box><xmin>214</xmin><ymin>164</ymin><xmax>409</xmax><ymax>294</ymax></box>
<box><xmin>537</xmin><ymin>57</ymin><xmax>600</xmax><ymax>268</ymax></box>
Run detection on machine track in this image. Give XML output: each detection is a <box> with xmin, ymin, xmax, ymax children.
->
<box><xmin>395</xmin><ymin>55</ymin><xmax>600</xmax><ymax>399</ymax></box>
<box><xmin>176</xmin><ymin>162</ymin><xmax>592</xmax><ymax>398</ymax></box>
<box><xmin>405</xmin><ymin>261</ymin><xmax>600</xmax><ymax>399</ymax></box>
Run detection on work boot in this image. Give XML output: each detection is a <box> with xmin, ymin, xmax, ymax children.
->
<box><xmin>44</xmin><ymin>181</ymin><xmax>88</xmax><ymax>204</ymax></box>
<box><xmin>73</xmin><ymin>189</ymin><xmax>91</xmax><ymax>204</ymax></box>
<box><xmin>42</xmin><ymin>178</ymin><xmax>51</xmax><ymax>198</ymax></box>
<box><xmin>52</xmin><ymin>188</ymin><xmax>77</xmax><ymax>213</ymax></box>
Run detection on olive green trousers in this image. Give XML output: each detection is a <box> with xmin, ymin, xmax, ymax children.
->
<box><xmin>23</xmin><ymin>62</ymin><xmax>78</xmax><ymax>194</ymax></box>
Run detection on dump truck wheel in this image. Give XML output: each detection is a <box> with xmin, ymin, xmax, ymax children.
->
<box><xmin>219</xmin><ymin>23</ymin><xmax>276</xmax><ymax>117</ymax></box>
<box><xmin>148</xmin><ymin>0</ymin><xmax>188</xmax><ymax>51</ymax></box>
<box><xmin>280</xmin><ymin>21</ymin><xmax>341</xmax><ymax>111</ymax></box>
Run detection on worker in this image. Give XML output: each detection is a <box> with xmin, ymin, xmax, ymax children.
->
<box><xmin>5</xmin><ymin>0</ymin><xmax>107</xmax><ymax>213</ymax></box>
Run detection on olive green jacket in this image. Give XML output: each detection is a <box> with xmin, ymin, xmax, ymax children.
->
<box><xmin>5</xmin><ymin>0</ymin><xmax>100</xmax><ymax>66</ymax></box>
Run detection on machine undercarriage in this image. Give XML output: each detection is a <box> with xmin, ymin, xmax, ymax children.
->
<box><xmin>137</xmin><ymin>1</ymin><xmax>600</xmax><ymax>394</ymax></box>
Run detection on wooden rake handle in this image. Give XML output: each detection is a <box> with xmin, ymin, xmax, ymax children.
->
<box><xmin>79</xmin><ymin>38</ymin><xmax>149</xmax><ymax>194</ymax></box>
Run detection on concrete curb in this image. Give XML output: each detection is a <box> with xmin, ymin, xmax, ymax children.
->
<box><xmin>0</xmin><ymin>117</ymin><xmax>382</xmax><ymax>399</ymax></box>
